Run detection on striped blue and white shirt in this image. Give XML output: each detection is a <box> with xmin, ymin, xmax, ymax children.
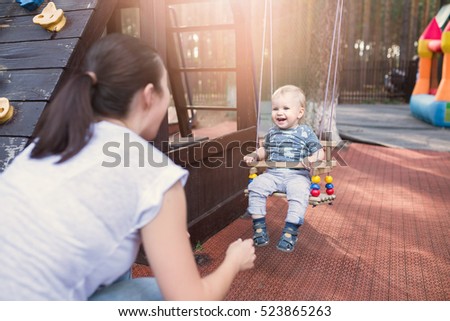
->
<box><xmin>264</xmin><ymin>125</ymin><xmax>322</xmax><ymax>162</ymax></box>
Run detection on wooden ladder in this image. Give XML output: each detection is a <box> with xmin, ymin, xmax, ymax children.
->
<box><xmin>165</xmin><ymin>0</ymin><xmax>256</xmax><ymax>147</ymax></box>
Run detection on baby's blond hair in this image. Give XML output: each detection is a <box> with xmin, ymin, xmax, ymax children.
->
<box><xmin>272</xmin><ymin>85</ymin><xmax>306</xmax><ymax>110</ymax></box>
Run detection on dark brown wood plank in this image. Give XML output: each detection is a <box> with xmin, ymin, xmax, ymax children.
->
<box><xmin>0</xmin><ymin>69</ymin><xmax>63</xmax><ymax>101</ymax></box>
<box><xmin>0</xmin><ymin>0</ymin><xmax>99</xmax><ymax>18</ymax></box>
<box><xmin>43</xmin><ymin>0</ymin><xmax>99</xmax><ymax>11</ymax></box>
<box><xmin>62</xmin><ymin>0</ymin><xmax>118</xmax><ymax>74</ymax></box>
<box><xmin>0</xmin><ymin>101</ymin><xmax>46</xmax><ymax>136</ymax></box>
<box><xmin>168</xmin><ymin>127</ymin><xmax>255</xmax><ymax>243</ymax></box>
<box><xmin>0</xmin><ymin>10</ymin><xmax>92</xmax><ymax>43</ymax></box>
<box><xmin>166</xmin><ymin>4</ymin><xmax>192</xmax><ymax>138</ymax></box>
<box><xmin>188</xmin><ymin>192</ymin><xmax>247</xmax><ymax>245</ymax></box>
<box><xmin>183</xmin><ymin>147</ymin><xmax>249</xmax><ymax>244</ymax></box>
<box><xmin>0</xmin><ymin>38</ymin><xmax>77</xmax><ymax>70</ymax></box>
<box><xmin>230</xmin><ymin>0</ymin><xmax>257</xmax><ymax>130</ymax></box>
<box><xmin>169</xmin><ymin>126</ymin><xmax>256</xmax><ymax>167</ymax></box>
<box><xmin>0</xmin><ymin>136</ymin><xmax>28</xmax><ymax>172</ymax></box>
<box><xmin>140</xmin><ymin>0</ymin><xmax>169</xmax><ymax>149</ymax></box>
<box><xmin>183</xmin><ymin>151</ymin><xmax>248</xmax><ymax>218</ymax></box>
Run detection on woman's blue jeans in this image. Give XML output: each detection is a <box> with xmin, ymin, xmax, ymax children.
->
<box><xmin>88</xmin><ymin>269</ymin><xmax>163</xmax><ymax>301</ymax></box>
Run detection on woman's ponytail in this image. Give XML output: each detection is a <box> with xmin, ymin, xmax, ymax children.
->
<box><xmin>30</xmin><ymin>33</ymin><xmax>165</xmax><ymax>163</ymax></box>
<box><xmin>31</xmin><ymin>74</ymin><xmax>95</xmax><ymax>163</ymax></box>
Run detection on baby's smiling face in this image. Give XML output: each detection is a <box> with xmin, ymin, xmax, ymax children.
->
<box><xmin>271</xmin><ymin>94</ymin><xmax>304</xmax><ymax>129</ymax></box>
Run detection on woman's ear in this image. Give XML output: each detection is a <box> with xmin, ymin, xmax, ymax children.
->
<box><xmin>142</xmin><ymin>83</ymin><xmax>155</xmax><ymax>110</ymax></box>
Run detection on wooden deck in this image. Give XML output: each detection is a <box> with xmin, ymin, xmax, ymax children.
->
<box><xmin>133</xmin><ymin>142</ymin><xmax>450</xmax><ymax>300</ymax></box>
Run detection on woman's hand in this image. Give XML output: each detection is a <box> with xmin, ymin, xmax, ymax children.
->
<box><xmin>225</xmin><ymin>238</ymin><xmax>256</xmax><ymax>272</ymax></box>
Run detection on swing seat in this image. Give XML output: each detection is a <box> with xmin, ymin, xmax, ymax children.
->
<box><xmin>271</xmin><ymin>191</ymin><xmax>336</xmax><ymax>206</ymax></box>
<box><xmin>244</xmin><ymin>188</ymin><xmax>336</xmax><ymax>207</ymax></box>
<box><xmin>246</xmin><ymin>159</ymin><xmax>337</xmax><ymax>175</ymax></box>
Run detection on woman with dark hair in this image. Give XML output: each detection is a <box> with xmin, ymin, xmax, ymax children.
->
<box><xmin>0</xmin><ymin>33</ymin><xmax>255</xmax><ymax>300</ymax></box>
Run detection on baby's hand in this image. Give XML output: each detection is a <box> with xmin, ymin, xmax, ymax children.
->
<box><xmin>243</xmin><ymin>153</ymin><xmax>257</xmax><ymax>165</ymax></box>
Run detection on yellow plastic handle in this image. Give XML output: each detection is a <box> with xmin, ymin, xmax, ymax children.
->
<box><xmin>32</xmin><ymin>2</ymin><xmax>66</xmax><ymax>32</ymax></box>
<box><xmin>0</xmin><ymin>97</ymin><xmax>14</xmax><ymax>124</ymax></box>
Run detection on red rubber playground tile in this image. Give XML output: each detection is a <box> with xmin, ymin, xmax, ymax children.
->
<box><xmin>133</xmin><ymin>142</ymin><xmax>450</xmax><ymax>301</ymax></box>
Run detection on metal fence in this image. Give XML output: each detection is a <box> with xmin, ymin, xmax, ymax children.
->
<box><xmin>339</xmin><ymin>59</ymin><xmax>418</xmax><ymax>104</ymax></box>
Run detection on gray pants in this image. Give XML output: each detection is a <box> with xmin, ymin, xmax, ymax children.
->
<box><xmin>247</xmin><ymin>168</ymin><xmax>310</xmax><ymax>225</ymax></box>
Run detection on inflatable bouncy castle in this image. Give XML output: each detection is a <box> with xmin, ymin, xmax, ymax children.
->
<box><xmin>410</xmin><ymin>4</ymin><xmax>450</xmax><ymax>127</ymax></box>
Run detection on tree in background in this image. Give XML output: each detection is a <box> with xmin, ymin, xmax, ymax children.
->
<box><xmin>343</xmin><ymin>0</ymin><xmax>447</xmax><ymax>65</ymax></box>
<box><xmin>339</xmin><ymin>0</ymin><xmax>450</xmax><ymax>103</ymax></box>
